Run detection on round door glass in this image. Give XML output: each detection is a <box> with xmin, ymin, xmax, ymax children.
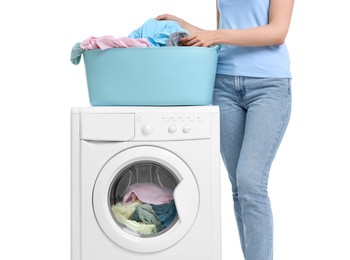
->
<box><xmin>108</xmin><ymin>161</ymin><xmax>179</xmax><ymax>237</ymax></box>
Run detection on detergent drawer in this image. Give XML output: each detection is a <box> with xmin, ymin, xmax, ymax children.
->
<box><xmin>80</xmin><ymin>113</ymin><xmax>135</xmax><ymax>141</ymax></box>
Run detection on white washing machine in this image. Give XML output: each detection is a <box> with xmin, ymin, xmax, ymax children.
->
<box><xmin>71</xmin><ymin>106</ymin><xmax>221</xmax><ymax>260</ymax></box>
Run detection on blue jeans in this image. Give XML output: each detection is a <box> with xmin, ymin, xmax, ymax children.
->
<box><xmin>212</xmin><ymin>75</ymin><xmax>291</xmax><ymax>260</ymax></box>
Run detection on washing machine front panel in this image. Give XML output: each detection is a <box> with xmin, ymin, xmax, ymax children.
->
<box><xmin>93</xmin><ymin>145</ymin><xmax>199</xmax><ymax>253</ymax></box>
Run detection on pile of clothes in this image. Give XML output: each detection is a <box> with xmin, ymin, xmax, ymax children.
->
<box><xmin>111</xmin><ymin>182</ymin><xmax>178</xmax><ymax>236</ymax></box>
<box><xmin>71</xmin><ymin>18</ymin><xmax>189</xmax><ymax>65</ymax></box>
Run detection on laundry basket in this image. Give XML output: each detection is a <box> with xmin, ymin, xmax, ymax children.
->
<box><xmin>82</xmin><ymin>46</ymin><xmax>219</xmax><ymax>106</ymax></box>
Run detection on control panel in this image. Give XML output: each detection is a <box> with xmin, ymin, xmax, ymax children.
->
<box><xmin>133</xmin><ymin>112</ymin><xmax>212</xmax><ymax>141</ymax></box>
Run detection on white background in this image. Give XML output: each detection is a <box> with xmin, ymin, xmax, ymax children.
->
<box><xmin>0</xmin><ymin>0</ymin><xmax>349</xmax><ymax>259</ymax></box>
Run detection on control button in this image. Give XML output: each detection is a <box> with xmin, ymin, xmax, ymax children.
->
<box><xmin>168</xmin><ymin>125</ymin><xmax>177</xmax><ymax>133</ymax></box>
<box><xmin>137</xmin><ymin>117</ymin><xmax>142</xmax><ymax>123</ymax></box>
<box><xmin>183</xmin><ymin>125</ymin><xmax>191</xmax><ymax>133</ymax></box>
<box><xmin>180</xmin><ymin>117</ymin><xmax>186</xmax><ymax>121</ymax></box>
<box><xmin>189</xmin><ymin>117</ymin><xmax>195</xmax><ymax>122</ymax></box>
<box><xmin>141</xmin><ymin>124</ymin><xmax>153</xmax><ymax>135</ymax></box>
<box><xmin>172</xmin><ymin>117</ymin><xmax>179</xmax><ymax>122</ymax></box>
<box><xmin>163</xmin><ymin>117</ymin><xmax>170</xmax><ymax>121</ymax></box>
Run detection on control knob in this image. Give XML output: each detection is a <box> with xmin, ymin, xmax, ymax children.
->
<box><xmin>183</xmin><ymin>125</ymin><xmax>191</xmax><ymax>133</ymax></box>
<box><xmin>141</xmin><ymin>124</ymin><xmax>153</xmax><ymax>135</ymax></box>
<box><xmin>168</xmin><ymin>125</ymin><xmax>177</xmax><ymax>133</ymax></box>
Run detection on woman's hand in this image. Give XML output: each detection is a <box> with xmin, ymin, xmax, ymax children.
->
<box><xmin>156</xmin><ymin>14</ymin><xmax>182</xmax><ymax>22</ymax></box>
<box><xmin>181</xmin><ymin>30</ymin><xmax>219</xmax><ymax>47</ymax></box>
<box><xmin>155</xmin><ymin>14</ymin><xmax>203</xmax><ymax>34</ymax></box>
<box><xmin>156</xmin><ymin>14</ymin><xmax>183</xmax><ymax>24</ymax></box>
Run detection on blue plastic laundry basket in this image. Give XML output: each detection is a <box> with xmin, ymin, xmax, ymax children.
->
<box><xmin>83</xmin><ymin>46</ymin><xmax>219</xmax><ymax>106</ymax></box>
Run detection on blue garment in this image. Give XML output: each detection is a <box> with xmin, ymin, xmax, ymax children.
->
<box><xmin>129</xmin><ymin>18</ymin><xmax>188</xmax><ymax>47</ymax></box>
<box><xmin>133</xmin><ymin>204</ymin><xmax>161</xmax><ymax>231</ymax></box>
<box><xmin>70</xmin><ymin>42</ymin><xmax>84</xmax><ymax>65</ymax></box>
<box><xmin>212</xmin><ymin>75</ymin><xmax>292</xmax><ymax>260</ymax></box>
<box><xmin>217</xmin><ymin>0</ymin><xmax>291</xmax><ymax>78</ymax></box>
<box><xmin>151</xmin><ymin>200</ymin><xmax>177</xmax><ymax>230</ymax></box>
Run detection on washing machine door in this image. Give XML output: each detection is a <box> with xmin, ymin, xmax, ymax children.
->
<box><xmin>93</xmin><ymin>146</ymin><xmax>199</xmax><ymax>253</ymax></box>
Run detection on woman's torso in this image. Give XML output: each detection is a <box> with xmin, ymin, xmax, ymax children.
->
<box><xmin>217</xmin><ymin>0</ymin><xmax>291</xmax><ymax>78</ymax></box>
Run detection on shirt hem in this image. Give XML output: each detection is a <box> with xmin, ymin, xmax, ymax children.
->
<box><xmin>216</xmin><ymin>69</ymin><xmax>292</xmax><ymax>79</ymax></box>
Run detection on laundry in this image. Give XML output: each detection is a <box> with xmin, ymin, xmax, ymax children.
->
<box><xmin>71</xmin><ymin>18</ymin><xmax>190</xmax><ymax>65</ymax></box>
<box><xmin>81</xmin><ymin>36</ymin><xmax>150</xmax><ymax>50</ymax></box>
<box><xmin>111</xmin><ymin>202</ymin><xmax>157</xmax><ymax>235</ymax></box>
<box><xmin>133</xmin><ymin>204</ymin><xmax>162</xmax><ymax>231</ymax></box>
<box><xmin>112</xmin><ymin>199</ymin><xmax>177</xmax><ymax>234</ymax></box>
<box><xmin>166</xmin><ymin>32</ymin><xmax>190</xmax><ymax>46</ymax></box>
<box><xmin>111</xmin><ymin>200</ymin><xmax>142</xmax><ymax>219</ymax></box>
<box><xmin>128</xmin><ymin>18</ymin><xmax>189</xmax><ymax>47</ymax></box>
<box><xmin>122</xmin><ymin>182</ymin><xmax>173</xmax><ymax>205</ymax></box>
<box><xmin>151</xmin><ymin>200</ymin><xmax>177</xmax><ymax>230</ymax></box>
<box><xmin>70</xmin><ymin>42</ymin><xmax>85</xmax><ymax>65</ymax></box>
<box><xmin>70</xmin><ymin>36</ymin><xmax>150</xmax><ymax>65</ymax></box>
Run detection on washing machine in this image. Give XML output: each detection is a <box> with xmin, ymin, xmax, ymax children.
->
<box><xmin>71</xmin><ymin>106</ymin><xmax>221</xmax><ymax>260</ymax></box>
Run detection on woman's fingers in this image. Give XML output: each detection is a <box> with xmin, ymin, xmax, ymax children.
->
<box><xmin>181</xmin><ymin>35</ymin><xmax>204</xmax><ymax>46</ymax></box>
<box><xmin>155</xmin><ymin>14</ymin><xmax>179</xmax><ymax>21</ymax></box>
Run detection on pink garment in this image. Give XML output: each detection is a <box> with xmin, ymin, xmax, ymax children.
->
<box><xmin>122</xmin><ymin>183</ymin><xmax>173</xmax><ymax>205</ymax></box>
<box><xmin>80</xmin><ymin>36</ymin><xmax>150</xmax><ymax>50</ymax></box>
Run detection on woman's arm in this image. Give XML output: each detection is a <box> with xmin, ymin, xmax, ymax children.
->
<box><xmin>157</xmin><ymin>0</ymin><xmax>221</xmax><ymax>32</ymax></box>
<box><xmin>182</xmin><ymin>0</ymin><xmax>294</xmax><ymax>47</ymax></box>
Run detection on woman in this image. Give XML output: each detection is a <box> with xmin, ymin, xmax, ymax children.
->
<box><xmin>157</xmin><ymin>0</ymin><xmax>294</xmax><ymax>259</ymax></box>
